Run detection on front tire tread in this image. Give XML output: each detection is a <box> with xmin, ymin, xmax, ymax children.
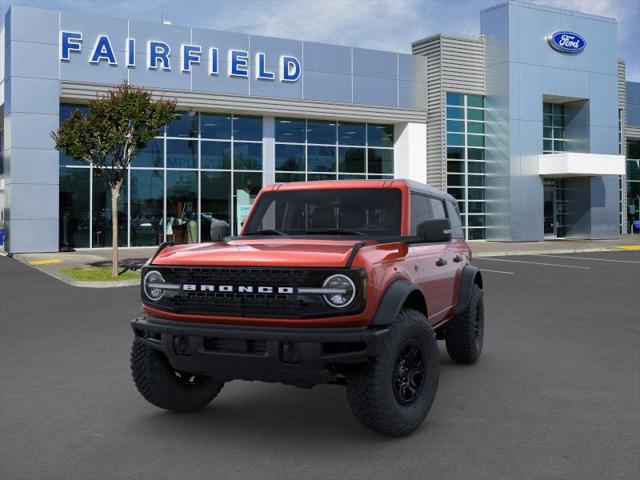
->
<box><xmin>346</xmin><ymin>309</ymin><xmax>439</xmax><ymax>437</ymax></box>
<box><xmin>131</xmin><ymin>340</ymin><xmax>224</xmax><ymax>413</ymax></box>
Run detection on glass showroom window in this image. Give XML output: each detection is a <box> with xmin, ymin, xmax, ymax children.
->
<box><xmin>618</xmin><ymin>109</ymin><xmax>623</xmax><ymax>155</ymax></box>
<box><xmin>160</xmin><ymin>112</ymin><xmax>261</xmax><ymax>240</ymax></box>
<box><xmin>92</xmin><ymin>169</ymin><xmax>128</xmax><ymax>248</ymax></box>
<box><xmin>627</xmin><ymin>140</ymin><xmax>640</xmax><ymax>233</ymax></box>
<box><xmin>130</xmin><ymin>169</ymin><xmax>164</xmax><ymax>247</ymax></box>
<box><xmin>163</xmin><ymin>112</ymin><xmax>200</xmax><ymax>245</ymax></box>
<box><xmin>274</xmin><ymin>118</ymin><xmax>394</xmax><ymax>182</ymax></box>
<box><xmin>445</xmin><ymin>92</ymin><xmax>486</xmax><ymax>240</ymax></box>
<box><xmin>59</xmin><ymin>167</ymin><xmax>90</xmax><ymax>249</ymax></box>
<box><xmin>543</xmin><ymin>103</ymin><xmax>565</xmax><ymax>154</ymax></box>
<box><xmin>58</xmin><ymin>104</ymin><xmax>262</xmax><ymax>248</ymax></box>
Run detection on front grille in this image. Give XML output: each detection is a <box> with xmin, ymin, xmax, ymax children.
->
<box><xmin>172</xmin><ymin>289</ymin><xmax>308</xmax><ymax>316</ymax></box>
<box><xmin>164</xmin><ymin>267</ymin><xmax>314</xmax><ymax>287</ymax></box>
<box><xmin>144</xmin><ymin>266</ymin><xmax>364</xmax><ymax>319</ymax></box>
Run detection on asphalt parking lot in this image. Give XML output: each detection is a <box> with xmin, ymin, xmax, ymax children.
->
<box><xmin>1</xmin><ymin>250</ymin><xmax>639</xmax><ymax>480</ymax></box>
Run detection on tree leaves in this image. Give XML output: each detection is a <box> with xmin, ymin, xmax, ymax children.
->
<box><xmin>51</xmin><ymin>83</ymin><xmax>177</xmax><ymax>188</ymax></box>
<box><xmin>51</xmin><ymin>83</ymin><xmax>177</xmax><ymax>276</ymax></box>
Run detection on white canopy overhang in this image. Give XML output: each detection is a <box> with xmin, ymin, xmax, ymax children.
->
<box><xmin>537</xmin><ymin>152</ymin><xmax>625</xmax><ymax>177</ymax></box>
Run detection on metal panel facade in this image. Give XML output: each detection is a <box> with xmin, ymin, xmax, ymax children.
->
<box><xmin>412</xmin><ymin>35</ymin><xmax>485</xmax><ymax>191</ymax></box>
<box><xmin>2</xmin><ymin>6</ymin><xmax>60</xmax><ymax>253</ymax></box>
<box><xmin>412</xmin><ymin>37</ymin><xmax>444</xmax><ymax>190</ymax></box>
<box><xmin>54</xmin><ymin>11</ymin><xmax>428</xmax><ymax>110</ymax></box>
<box><xmin>482</xmin><ymin>1</ymin><xmax>621</xmax><ymax>240</ymax></box>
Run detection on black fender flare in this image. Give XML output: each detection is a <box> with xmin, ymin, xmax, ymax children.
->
<box><xmin>370</xmin><ymin>279</ymin><xmax>425</xmax><ymax>327</ymax></box>
<box><xmin>456</xmin><ymin>265</ymin><xmax>483</xmax><ymax>315</ymax></box>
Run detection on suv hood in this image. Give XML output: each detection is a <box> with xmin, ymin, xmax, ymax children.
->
<box><xmin>151</xmin><ymin>238</ymin><xmax>370</xmax><ymax>268</ymax></box>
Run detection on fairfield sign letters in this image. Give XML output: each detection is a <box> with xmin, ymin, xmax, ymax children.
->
<box><xmin>59</xmin><ymin>31</ymin><xmax>302</xmax><ymax>82</ymax></box>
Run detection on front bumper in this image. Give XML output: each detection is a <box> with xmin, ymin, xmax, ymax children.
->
<box><xmin>131</xmin><ymin>315</ymin><xmax>389</xmax><ymax>386</ymax></box>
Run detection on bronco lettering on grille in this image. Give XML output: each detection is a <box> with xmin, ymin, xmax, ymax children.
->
<box><xmin>182</xmin><ymin>284</ymin><xmax>296</xmax><ymax>294</ymax></box>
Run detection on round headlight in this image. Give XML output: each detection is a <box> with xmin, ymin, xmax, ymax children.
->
<box><xmin>322</xmin><ymin>274</ymin><xmax>356</xmax><ymax>309</ymax></box>
<box><xmin>143</xmin><ymin>270</ymin><xmax>166</xmax><ymax>301</ymax></box>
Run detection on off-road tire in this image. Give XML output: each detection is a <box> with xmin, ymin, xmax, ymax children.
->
<box><xmin>445</xmin><ymin>283</ymin><xmax>484</xmax><ymax>364</ymax></box>
<box><xmin>345</xmin><ymin>309</ymin><xmax>439</xmax><ymax>437</ymax></box>
<box><xmin>131</xmin><ymin>340</ymin><xmax>224</xmax><ymax>413</ymax></box>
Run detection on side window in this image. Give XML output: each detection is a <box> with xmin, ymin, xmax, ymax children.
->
<box><xmin>446</xmin><ymin>200</ymin><xmax>464</xmax><ymax>239</ymax></box>
<box><xmin>410</xmin><ymin>193</ymin><xmax>432</xmax><ymax>234</ymax></box>
<box><xmin>429</xmin><ymin>198</ymin><xmax>447</xmax><ymax>220</ymax></box>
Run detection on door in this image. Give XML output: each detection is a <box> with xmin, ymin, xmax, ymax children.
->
<box><xmin>543</xmin><ymin>178</ymin><xmax>567</xmax><ymax>238</ymax></box>
<box><xmin>409</xmin><ymin>193</ymin><xmax>458</xmax><ymax>323</ymax></box>
<box><xmin>446</xmin><ymin>198</ymin><xmax>468</xmax><ymax>307</ymax></box>
<box><xmin>555</xmin><ymin>179</ymin><xmax>567</xmax><ymax>238</ymax></box>
<box><xmin>428</xmin><ymin>196</ymin><xmax>459</xmax><ymax>316</ymax></box>
<box><xmin>544</xmin><ymin>179</ymin><xmax>555</xmax><ymax>237</ymax></box>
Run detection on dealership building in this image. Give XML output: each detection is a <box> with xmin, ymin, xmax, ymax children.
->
<box><xmin>1</xmin><ymin>1</ymin><xmax>639</xmax><ymax>252</ymax></box>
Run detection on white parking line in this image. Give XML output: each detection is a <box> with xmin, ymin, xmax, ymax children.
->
<box><xmin>478</xmin><ymin>268</ymin><xmax>516</xmax><ymax>275</ymax></box>
<box><xmin>475</xmin><ymin>258</ymin><xmax>591</xmax><ymax>269</ymax></box>
<box><xmin>540</xmin><ymin>254</ymin><xmax>640</xmax><ymax>265</ymax></box>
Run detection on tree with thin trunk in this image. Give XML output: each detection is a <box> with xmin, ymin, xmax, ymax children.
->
<box><xmin>52</xmin><ymin>83</ymin><xmax>176</xmax><ymax>278</ymax></box>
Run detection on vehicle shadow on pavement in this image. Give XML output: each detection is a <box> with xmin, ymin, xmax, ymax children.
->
<box><xmin>128</xmin><ymin>347</ymin><xmax>469</xmax><ymax>444</ymax></box>
<box><xmin>131</xmin><ymin>382</ymin><xmax>391</xmax><ymax>442</ymax></box>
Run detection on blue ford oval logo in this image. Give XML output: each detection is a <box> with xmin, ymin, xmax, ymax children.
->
<box><xmin>547</xmin><ymin>31</ymin><xmax>586</xmax><ymax>54</ymax></box>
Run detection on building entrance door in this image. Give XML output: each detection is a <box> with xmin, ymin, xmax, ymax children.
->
<box><xmin>543</xmin><ymin>178</ymin><xmax>567</xmax><ymax>238</ymax></box>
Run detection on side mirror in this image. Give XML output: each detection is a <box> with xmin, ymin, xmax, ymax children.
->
<box><xmin>210</xmin><ymin>220</ymin><xmax>231</xmax><ymax>242</ymax></box>
<box><xmin>416</xmin><ymin>219</ymin><xmax>452</xmax><ymax>243</ymax></box>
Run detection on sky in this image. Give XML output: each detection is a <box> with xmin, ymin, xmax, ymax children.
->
<box><xmin>1</xmin><ymin>0</ymin><xmax>638</xmax><ymax>80</ymax></box>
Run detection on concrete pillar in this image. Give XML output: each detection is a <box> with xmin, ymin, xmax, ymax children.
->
<box><xmin>3</xmin><ymin>6</ymin><xmax>60</xmax><ymax>253</ymax></box>
<box><xmin>262</xmin><ymin>116</ymin><xmax>275</xmax><ymax>187</ymax></box>
<box><xmin>394</xmin><ymin>122</ymin><xmax>427</xmax><ymax>184</ymax></box>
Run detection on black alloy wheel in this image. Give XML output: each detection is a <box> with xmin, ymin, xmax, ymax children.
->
<box><xmin>392</xmin><ymin>341</ymin><xmax>426</xmax><ymax>405</ymax></box>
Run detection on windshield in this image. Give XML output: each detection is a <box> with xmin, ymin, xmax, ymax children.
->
<box><xmin>242</xmin><ymin>188</ymin><xmax>402</xmax><ymax>237</ymax></box>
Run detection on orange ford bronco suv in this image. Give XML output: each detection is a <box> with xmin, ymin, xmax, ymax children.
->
<box><xmin>131</xmin><ymin>179</ymin><xmax>484</xmax><ymax>436</ymax></box>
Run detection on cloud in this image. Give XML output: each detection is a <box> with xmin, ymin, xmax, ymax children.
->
<box><xmin>183</xmin><ymin>0</ymin><xmax>427</xmax><ymax>52</ymax></box>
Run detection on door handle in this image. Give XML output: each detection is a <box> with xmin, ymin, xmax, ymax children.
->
<box><xmin>453</xmin><ymin>255</ymin><xmax>463</xmax><ymax>263</ymax></box>
<box><xmin>436</xmin><ymin>257</ymin><xmax>447</xmax><ymax>267</ymax></box>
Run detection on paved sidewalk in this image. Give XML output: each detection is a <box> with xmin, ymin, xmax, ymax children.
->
<box><xmin>6</xmin><ymin>235</ymin><xmax>639</xmax><ymax>287</ymax></box>
<box><xmin>469</xmin><ymin>234</ymin><xmax>640</xmax><ymax>257</ymax></box>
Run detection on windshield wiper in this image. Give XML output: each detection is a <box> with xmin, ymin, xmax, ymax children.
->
<box><xmin>243</xmin><ymin>229</ymin><xmax>287</xmax><ymax>236</ymax></box>
<box><xmin>306</xmin><ymin>228</ymin><xmax>366</xmax><ymax>236</ymax></box>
